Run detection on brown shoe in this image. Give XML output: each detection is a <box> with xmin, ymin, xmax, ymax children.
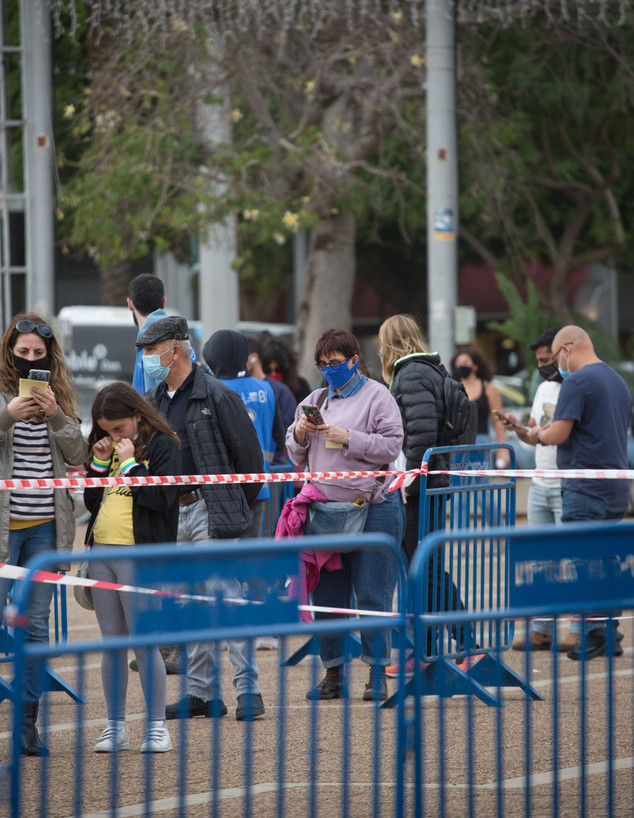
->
<box><xmin>556</xmin><ymin>633</ymin><xmax>580</xmax><ymax>652</ymax></box>
<box><xmin>512</xmin><ymin>631</ymin><xmax>552</xmax><ymax>651</ymax></box>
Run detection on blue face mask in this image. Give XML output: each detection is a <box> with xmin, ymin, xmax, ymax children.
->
<box><xmin>322</xmin><ymin>357</ymin><xmax>360</xmax><ymax>390</ymax></box>
<box><xmin>557</xmin><ymin>348</ymin><xmax>571</xmax><ymax>380</ymax></box>
<box><xmin>142</xmin><ymin>345</ymin><xmax>176</xmax><ymax>382</ymax></box>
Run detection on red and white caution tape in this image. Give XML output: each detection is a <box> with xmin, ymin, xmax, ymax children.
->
<box><xmin>0</xmin><ymin>562</ymin><xmax>402</xmax><ymax>619</ymax></box>
<box><xmin>0</xmin><ymin>465</ymin><xmax>632</xmax><ymax>493</ymax></box>
<box><xmin>2</xmin><ymin>563</ymin><xmax>628</xmax><ymax>624</ymax></box>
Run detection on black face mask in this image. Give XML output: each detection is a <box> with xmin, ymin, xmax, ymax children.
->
<box><xmin>455</xmin><ymin>365</ymin><xmax>473</xmax><ymax>380</ymax></box>
<box><xmin>538</xmin><ymin>363</ymin><xmax>563</xmax><ymax>383</ymax></box>
<box><xmin>13</xmin><ymin>354</ymin><xmax>49</xmax><ymax>378</ymax></box>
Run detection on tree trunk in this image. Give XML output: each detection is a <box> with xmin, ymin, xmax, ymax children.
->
<box><xmin>295</xmin><ymin>213</ymin><xmax>357</xmax><ymax>383</ymax></box>
<box><xmin>100</xmin><ymin>260</ymin><xmax>133</xmax><ymax>306</ymax></box>
<box><xmin>549</xmin><ymin>257</ymin><xmax>572</xmax><ymax>324</ymax></box>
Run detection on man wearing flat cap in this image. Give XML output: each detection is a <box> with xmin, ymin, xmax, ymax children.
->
<box><xmin>137</xmin><ymin>315</ymin><xmax>266</xmax><ymax>722</ymax></box>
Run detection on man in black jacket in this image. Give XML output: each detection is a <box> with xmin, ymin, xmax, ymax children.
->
<box><xmin>137</xmin><ymin>316</ymin><xmax>266</xmax><ymax>721</ymax></box>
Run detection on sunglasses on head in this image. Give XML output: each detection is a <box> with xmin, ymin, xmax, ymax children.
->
<box><xmin>15</xmin><ymin>320</ymin><xmax>53</xmax><ymax>339</ymax></box>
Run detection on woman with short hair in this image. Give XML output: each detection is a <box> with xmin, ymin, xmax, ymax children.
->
<box><xmin>286</xmin><ymin>328</ymin><xmax>405</xmax><ymax>702</ymax></box>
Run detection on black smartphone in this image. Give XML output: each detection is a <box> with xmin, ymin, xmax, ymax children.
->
<box><xmin>28</xmin><ymin>369</ymin><xmax>50</xmax><ymax>382</ymax></box>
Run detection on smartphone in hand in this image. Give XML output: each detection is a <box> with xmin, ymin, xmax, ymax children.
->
<box><xmin>491</xmin><ymin>409</ymin><xmax>529</xmax><ymax>433</ymax></box>
<box><xmin>302</xmin><ymin>404</ymin><xmax>325</xmax><ymax>426</ymax></box>
<box><xmin>28</xmin><ymin>369</ymin><xmax>50</xmax><ymax>382</ymax></box>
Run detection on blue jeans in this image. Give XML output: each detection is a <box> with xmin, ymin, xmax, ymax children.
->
<box><xmin>311</xmin><ymin>491</ymin><xmax>405</xmax><ymax>666</ymax></box>
<box><xmin>0</xmin><ymin>521</ymin><xmax>56</xmax><ymax>701</ymax></box>
<box><xmin>560</xmin><ymin>490</ymin><xmax>625</xmax><ymax>635</ymax></box>
<box><xmin>527</xmin><ymin>482</ymin><xmax>562</xmax><ymax>526</ymax></box>
<box><xmin>177</xmin><ymin>498</ymin><xmax>260</xmax><ymax>699</ymax></box>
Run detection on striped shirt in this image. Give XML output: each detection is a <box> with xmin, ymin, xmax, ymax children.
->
<box><xmin>10</xmin><ymin>419</ymin><xmax>55</xmax><ymax>519</ymax></box>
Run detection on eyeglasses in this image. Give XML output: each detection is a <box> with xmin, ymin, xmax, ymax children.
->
<box><xmin>316</xmin><ymin>357</ymin><xmax>349</xmax><ymax>372</ymax></box>
<box><xmin>551</xmin><ymin>343</ymin><xmax>570</xmax><ymax>365</ymax></box>
<box><xmin>15</xmin><ymin>319</ymin><xmax>53</xmax><ymax>339</ymax></box>
<box><xmin>266</xmin><ymin>367</ymin><xmax>282</xmax><ymax>374</ymax></box>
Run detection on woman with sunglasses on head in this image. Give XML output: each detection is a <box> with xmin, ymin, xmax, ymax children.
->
<box><xmin>286</xmin><ymin>328</ymin><xmax>405</xmax><ymax>702</ymax></box>
<box><xmin>0</xmin><ymin>313</ymin><xmax>86</xmax><ymax>756</ymax></box>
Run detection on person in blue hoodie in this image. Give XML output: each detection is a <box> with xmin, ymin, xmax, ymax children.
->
<box><xmin>127</xmin><ymin>274</ymin><xmax>197</xmax><ymax>394</ymax></box>
<box><xmin>203</xmin><ymin>330</ymin><xmax>278</xmax><ymax>538</ymax></box>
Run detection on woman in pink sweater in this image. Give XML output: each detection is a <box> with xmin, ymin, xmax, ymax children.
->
<box><xmin>286</xmin><ymin>328</ymin><xmax>405</xmax><ymax>702</ymax></box>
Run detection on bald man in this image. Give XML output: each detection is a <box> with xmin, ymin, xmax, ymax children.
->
<box><xmin>525</xmin><ymin>325</ymin><xmax>631</xmax><ymax>660</ymax></box>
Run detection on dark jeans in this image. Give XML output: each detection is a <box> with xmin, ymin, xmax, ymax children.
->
<box><xmin>312</xmin><ymin>491</ymin><xmax>405</xmax><ymax>666</ymax></box>
<box><xmin>0</xmin><ymin>521</ymin><xmax>56</xmax><ymax>701</ymax></box>
<box><xmin>404</xmin><ymin>494</ymin><xmax>467</xmax><ymax>655</ymax></box>
<box><xmin>561</xmin><ymin>489</ymin><xmax>625</xmax><ymax>634</ymax></box>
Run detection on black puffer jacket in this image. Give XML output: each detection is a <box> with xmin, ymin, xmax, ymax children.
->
<box><xmin>148</xmin><ymin>366</ymin><xmax>263</xmax><ymax>538</ymax></box>
<box><xmin>390</xmin><ymin>352</ymin><xmax>450</xmax><ymax>493</ymax></box>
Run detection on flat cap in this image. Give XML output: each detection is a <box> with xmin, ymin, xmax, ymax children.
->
<box><xmin>136</xmin><ymin>315</ymin><xmax>189</xmax><ymax>347</ymax></box>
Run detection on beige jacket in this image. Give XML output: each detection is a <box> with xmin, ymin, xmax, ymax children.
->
<box><xmin>0</xmin><ymin>391</ymin><xmax>87</xmax><ymax>569</ymax></box>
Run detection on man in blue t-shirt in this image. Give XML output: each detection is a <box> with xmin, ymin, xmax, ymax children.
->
<box><xmin>527</xmin><ymin>325</ymin><xmax>631</xmax><ymax>660</ymax></box>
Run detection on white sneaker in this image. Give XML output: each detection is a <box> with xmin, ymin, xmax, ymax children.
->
<box><xmin>94</xmin><ymin>721</ymin><xmax>130</xmax><ymax>753</ymax></box>
<box><xmin>140</xmin><ymin>720</ymin><xmax>173</xmax><ymax>753</ymax></box>
<box><xmin>255</xmin><ymin>636</ymin><xmax>279</xmax><ymax>650</ymax></box>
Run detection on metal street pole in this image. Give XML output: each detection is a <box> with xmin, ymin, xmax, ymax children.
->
<box><xmin>426</xmin><ymin>0</ymin><xmax>458</xmax><ymax>366</ymax></box>
<box><xmin>197</xmin><ymin>64</ymin><xmax>239</xmax><ymax>342</ymax></box>
<box><xmin>22</xmin><ymin>0</ymin><xmax>54</xmax><ymax>318</ymax></box>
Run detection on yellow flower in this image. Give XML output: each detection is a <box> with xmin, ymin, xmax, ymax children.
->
<box><xmin>305</xmin><ymin>80</ymin><xmax>315</xmax><ymax>96</ymax></box>
<box><xmin>243</xmin><ymin>209</ymin><xmax>260</xmax><ymax>221</ymax></box>
<box><xmin>272</xmin><ymin>231</ymin><xmax>286</xmax><ymax>245</ymax></box>
<box><xmin>230</xmin><ymin>108</ymin><xmax>243</xmax><ymax>123</ymax></box>
<box><xmin>392</xmin><ymin>12</ymin><xmax>403</xmax><ymax>22</ymax></box>
<box><xmin>282</xmin><ymin>211</ymin><xmax>300</xmax><ymax>231</ymax></box>
<box><xmin>410</xmin><ymin>54</ymin><xmax>424</xmax><ymax>68</ymax></box>
<box><xmin>63</xmin><ymin>104</ymin><xmax>75</xmax><ymax>119</ymax></box>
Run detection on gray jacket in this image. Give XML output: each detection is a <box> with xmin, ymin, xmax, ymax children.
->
<box><xmin>0</xmin><ymin>392</ymin><xmax>87</xmax><ymax>569</ymax></box>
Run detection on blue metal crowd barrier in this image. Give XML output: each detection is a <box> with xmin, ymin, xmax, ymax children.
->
<box><xmin>7</xmin><ymin>533</ymin><xmax>410</xmax><ymax>818</ymax></box>
<box><xmin>418</xmin><ymin>442</ymin><xmax>516</xmax><ymax>538</ymax></box>
<box><xmin>384</xmin><ymin>443</ymin><xmax>517</xmax><ymax>707</ymax></box>
<box><xmin>0</xmin><ymin>583</ymin><xmax>83</xmax><ymax>704</ymax></box>
<box><xmin>406</xmin><ymin>520</ymin><xmax>634</xmax><ymax>818</ymax></box>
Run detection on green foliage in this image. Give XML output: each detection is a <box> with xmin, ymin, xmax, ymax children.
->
<box><xmin>459</xmin><ymin>20</ymin><xmax>634</xmax><ymax>303</ymax></box>
<box><xmin>58</xmin><ymin>8</ymin><xmax>429</xmax><ymax>278</ymax></box>
<box><xmin>487</xmin><ymin>273</ymin><xmax>556</xmax><ymax>373</ymax></box>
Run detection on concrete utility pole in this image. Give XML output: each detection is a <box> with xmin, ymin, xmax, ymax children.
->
<box><xmin>197</xmin><ymin>64</ymin><xmax>239</xmax><ymax>342</ymax></box>
<box><xmin>22</xmin><ymin>0</ymin><xmax>54</xmax><ymax>318</ymax></box>
<box><xmin>426</xmin><ymin>0</ymin><xmax>458</xmax><ymax>365</ymax></box>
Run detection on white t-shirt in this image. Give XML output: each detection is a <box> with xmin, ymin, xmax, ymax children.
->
<box><xmin>530</xmin><ymin>380</ymin><xmax>561</xmax><ymax>487</ymax></box>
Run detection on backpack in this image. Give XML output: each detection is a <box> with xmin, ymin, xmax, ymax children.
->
<box><xmin>419</xmin><ymin>359</ymin><xmax>478</xmax><ymax>447</ymax></box>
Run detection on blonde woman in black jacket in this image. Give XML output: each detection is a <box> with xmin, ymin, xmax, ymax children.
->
<box><xmin>379</xmin><ymin>315</ymin><xmax>466</xmax><ymax>676</ymax></box>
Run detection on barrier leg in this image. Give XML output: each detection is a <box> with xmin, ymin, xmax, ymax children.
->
<box><xmin>0</xmin><ymin>626</ymin><xmax>86</xmax><ymax>704</ymax></box>
<box><xmin>382</xmin><ymin>657</ymin><xmax>501</xmax><ymax>709</ymax></box>
<box><xmin>466</xmin><ymin>652</ymin><xmax>544</xmax><ymax>701</ymax></box>
<box><xmin>0</xmin><ymin>674</ymin><xmax>13</xmax><ymax>702</ymax></box>
<box><xmin>283</xmin><ymin>633</ymin><xmax>363</xmax><ymax>666</ymax></box>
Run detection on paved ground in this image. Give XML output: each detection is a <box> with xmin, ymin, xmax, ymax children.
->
<box><xmin>2</xmin><ymin>521</ymin><xmax>633</xmax><ymax>817</ymax></box>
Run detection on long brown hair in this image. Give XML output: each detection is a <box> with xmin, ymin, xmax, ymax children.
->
<box><xmin>87</xmin><ymin>381</ymin><xmax>180</xmax><ymax>467</ymax></box>
<box><xmin>0</xmin><ymin>312</ymin><xmax>80</xmax><ymax>419</ymax></box>
<box><xmin>378</xmin><ymin>314</ymin><xmax>429</xmax><ymax>386</ymax></box>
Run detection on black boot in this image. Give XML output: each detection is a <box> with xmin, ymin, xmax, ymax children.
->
<box><xmin>21</xmin><ymin>701</ymin><xmax>49</xmax><ymax>757</ymax></box>
<box><xmin>363</xmin><ymin>665</ymin><xmax>388</xmax><ymax>702</ymax></box>
<box><xmin>306</xmin><ymin>666</ymin><xmax>343</xmax><ymax>700</ymax></box>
